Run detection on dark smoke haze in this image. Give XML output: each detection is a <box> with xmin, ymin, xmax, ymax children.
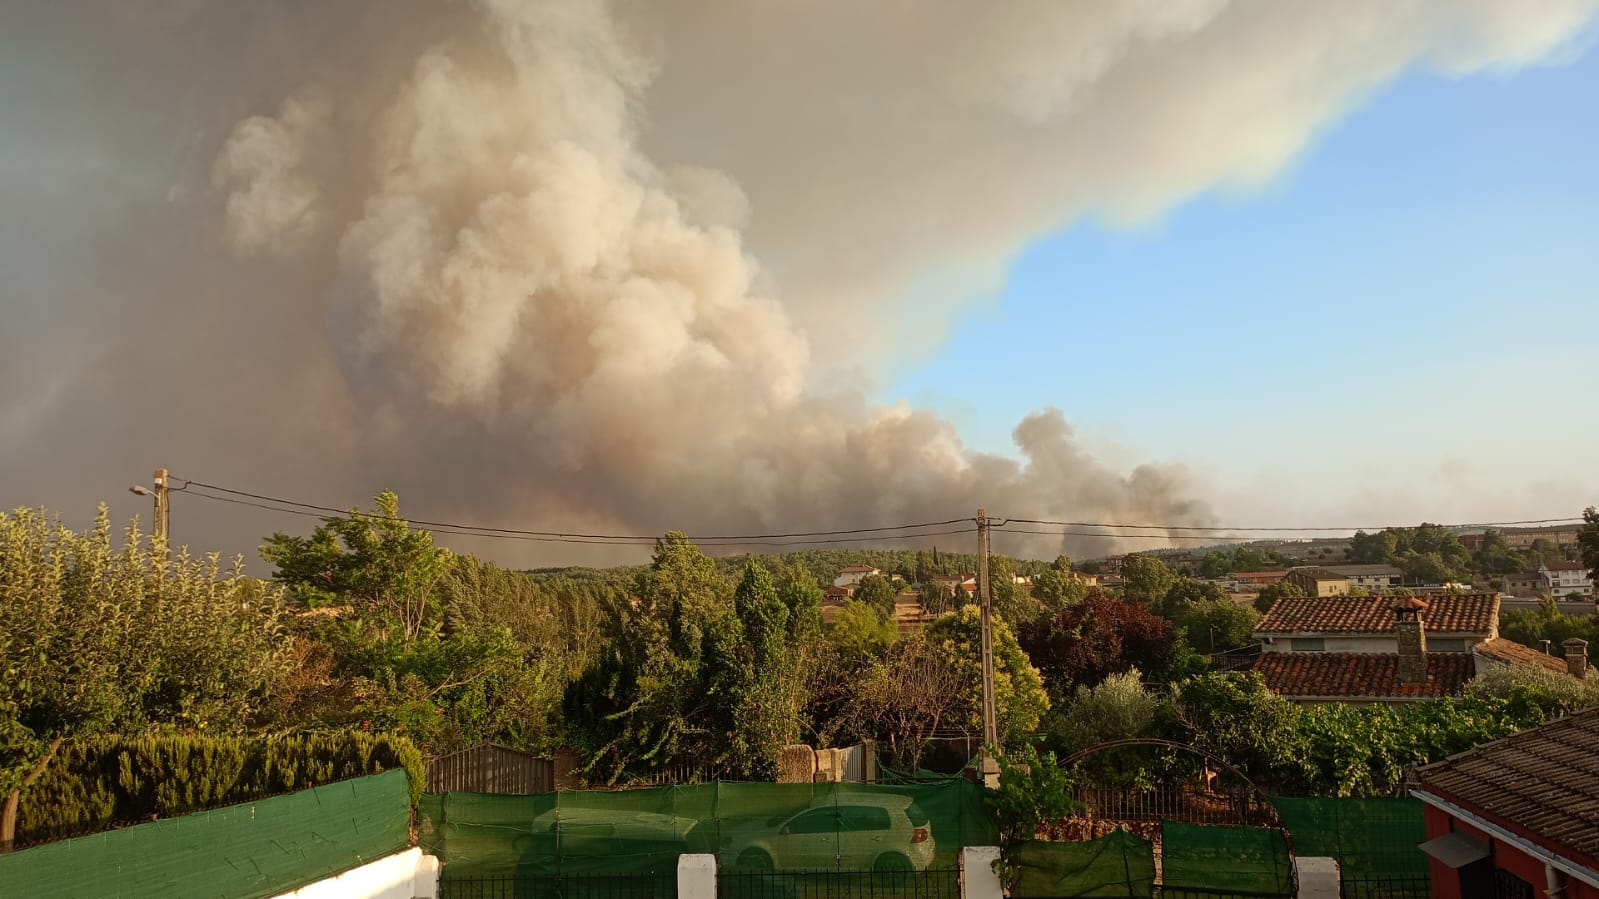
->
<box><xmin>2</xmin><ymin>1</ymin><xmax>1593</xmax><ymax>565</ymax></box>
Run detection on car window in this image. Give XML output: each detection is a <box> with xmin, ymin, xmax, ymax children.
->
<box><xmin>837</xmin><ymin>806</ymin><xmax>892</xmax><ymax>831</ymax></box>
<box><xmin>784</xmin><ymin>808</ymin><xmax>839</xmax><ymax>834</ymax></box>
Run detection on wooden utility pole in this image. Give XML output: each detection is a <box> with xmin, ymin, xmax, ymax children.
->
<box><xmin>152</xmin><ymin>467</ymin><xmax>170</xmax><ymax>544</ymax></box>
<box><xmin>976</xmin><ymin>509</ymin><xmax>1000</xmax><ymax>787</ymax></box>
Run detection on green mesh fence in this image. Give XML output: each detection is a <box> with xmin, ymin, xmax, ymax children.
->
<box><xmin>0</xmin><ymin>769</ymin><xmax>411</xmax><ymax>899</ymax></box>
<box><xmin>1010</xmin><ymin>832</ymin><xmax>1156</xmax><ymax>899</ymax></box>
<box><xmin>420</xmin><ymin>779</ymin><xmax>999</xmax><ymax>878</ymax></box>
<box><xmin>1269</xmin><ymin>797</ymin><xmax>1428</xmax><ymax>879</ymax></box>
<box><xmin>1160</xmin><ymin>822</ymin><xmax>1294</xmax><ymax>897</ymax></box>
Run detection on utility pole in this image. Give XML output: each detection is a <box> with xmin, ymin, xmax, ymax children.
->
<box><xmin>976</xmin><ymin>508</ymin><xmax>1000</xmax><ymax>787</ymax></box>
<box><xmin>152</xmin><ymin>468</ymin><xmax>170</xmax><ymax>544</ymax></box>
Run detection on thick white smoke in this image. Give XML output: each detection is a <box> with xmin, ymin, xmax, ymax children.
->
<box><xmin>2</xmin><ymin>0</ymin><xmax>1593</xmax><ymax>562</ymax></box>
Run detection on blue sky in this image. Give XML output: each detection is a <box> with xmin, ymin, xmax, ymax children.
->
<box><xmin>879</xmin><ymin>47</ymin><xmax>1599</xmax><ymax>526</ymax></box>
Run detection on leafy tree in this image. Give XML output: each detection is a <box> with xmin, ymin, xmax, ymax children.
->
<box><xmin>1467</xmin><ymin>663</ymin><xmax>1599</xmax><ymax>719</ymax></box>
<box><xmin>926</xmin><ymin>607</ymin><xmax>1050</xmax><ymax>751</ymax></box>
<box><xmin>1166</xmin><ymin>672</ymin><xmax>1308</xmax><ymax>789</ymax></box>
<box><xmin>1033</xmin><ymin>556</ymin><xmax>1088</xmax><ymax>614</ymax></box>
<box><xmin>1174</xmin><ymin>600</ymin><xmax>1260</xmax><ymax>654</ymax></box>
<box><xmin>1199</xmin><ymin>551</ymin><xmax>1235</xmax><ymax>579</ymax></box>
<box><xmin>854</xmin><ymin>573</ymin><xmax>898</xmax><ymax>618</ymax></box>
<box><xmin>1499</xmin><ymin>597</ymin><xmax>1599</xmax><ymax>650</ymax></box>
<box><xmin>920</xmin><ymin>580</ymin><xmax>955</xmax><ymax>616</ymax></box>
<box><xmin>1</xmin><ymin>506</ymin><xmax>290</xmax><ymax>848</ymax></box>
<box><xmin>1119</xmin><ymin>554</ymin><xmax>1175</xmax><ymax>606</ymax></box>
<box><xmin>773</xmin><ymin>562</ymin><xmax>824</xmax><ymax>638</ymax></box>
<box><xmin>1401</xmin><ymin>551</ymin><xmax>1455</xmax><ymax>585</ymax></box>
<box><xmin>1047</xmin><ymin>669</ymin><xmax>1159</xmax><ymax>756</ymax></box>
<box><xmin>989</xmin><ymin>555</ymin><xmax>1039</xmax><ymax>625</ymax></box>
<box><xmin>845</xmin><ymin>633</ymin><xmax>967</xmax><ymax>770</ymax></box>
<box><xmin>829</xmin><ymin>599</ymin><xmax>897</xmax><ymax>658</ymax></box>
<box><xmin>1252</xmin><ymin>580</ymin><xmax>1305</xmax><ymax>614</ymax></box>
<box><xmin>1158</xmin><ymin>577</ymin><xmax>1231</xmax><ymax>620</ymax></box>
<box><xmin>989</xmin><ymin>745</ymin><xmax>1079</xmax><ymax>847</ymax></box>
<box><xmin>262</xmin><ymin>491</ymin><xmax>450</xmax><ymax>642</ymax></box>
<box><xmin>1019</xmin><ymin>590</ymin><xmax>1178</xmax><ymax>693</ymax></box>
<box><xmin>1581</xmin><ymin>507</ymin><xmax>1599</xmax><ymax>587</ymax></box>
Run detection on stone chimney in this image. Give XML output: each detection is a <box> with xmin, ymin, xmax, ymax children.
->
<box><xmin>1564</xmin><ymin>638</ymin><xmax>1589</xmax><ymax>679</ymax></box>
<box><xmin>1394</xmin><ymin>598</ymin><xmax>1429</xmax><ymax>686</ymax></box>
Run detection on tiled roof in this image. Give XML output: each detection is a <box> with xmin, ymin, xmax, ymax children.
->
<box><xmin>1326</xmin><ymin>564</ymin><xmax>1404</xmax><ymax>577</ymax></box>
<box><xmin>1544</xmin><ymin>560</ymin><xmax>1589</xmax><ymax>572</ymax></box>
<box><xmin>1289</xmin><ymin>567</ymin><xmax>1350</xmax><ymax>581</ymax></box>
<box><xmin>1236</xmin><ymin>570</ymin><xmax>1288</xmax><ymax>580</ymax></box>
<box><xmin>1254</xmin><ymin>593</ymin><xmax>1498</xmax><ymax>635</ymax></box>
<box><xmin>1418</xmin><ymin>707</ymin><xmax>1599</xmax><ymax>865</ymax></box>
<box><xmin>1472</xmin><ymin>638</ymin><xmax>1571</xmax><ymax>675</ymax></box>
<box><xmin>1254</xmin><ymin>652</ymin><xmax>1474</xmax><ymax>699</ymax></box>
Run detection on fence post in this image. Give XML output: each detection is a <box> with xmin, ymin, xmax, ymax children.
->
<box><xmin>679</xmin><ymin>853</ymin><xmax>717</xmax><ymax>899</ymax></box>
<box><xmin>1296</xmin><ymin>857</ymin><xmax>1341</xmax><ymax>899</ymax></box>
<box><xmin>962</xmin><ymin>847</ymin><xmax>1003</xmax><ymax>899</ymax></box>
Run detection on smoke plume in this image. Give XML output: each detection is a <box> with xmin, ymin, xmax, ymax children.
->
<box><xmin>1</xmin><ymin>1</ymin><xmax>1593</xmax><ymax>563</ymax></box>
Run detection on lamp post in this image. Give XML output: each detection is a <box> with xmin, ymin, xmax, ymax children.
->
<box><xmin>128</xmin><ymin>468</ymin><xmax>171</xmax><ymax>544</ymax></box>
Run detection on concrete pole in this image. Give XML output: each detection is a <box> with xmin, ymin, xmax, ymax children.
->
<box><xmin>153</xmin><ymin>468</ymin><xmax>170</xmax><ymax>545</ymax></box>
<box><xmin>976</xmin><ymin>509</ymin><xmax>1000</xmax><ymax>787</ymax></box>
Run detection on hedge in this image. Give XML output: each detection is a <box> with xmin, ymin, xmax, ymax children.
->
<box><xmin>15</xmin><ymin>731</ymin><xmax>424</xmax><ymax>847</ymax></box>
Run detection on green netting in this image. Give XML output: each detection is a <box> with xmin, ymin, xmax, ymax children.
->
<box><xmin>1160</xmin><ymin>822</ymin><xmax>1294</xmax><ymax>897</ymax></box>
<box><xmin>420</xmin><ymin>779</ymin><xmax>998</xmax><ymax>878</ymax></box>
<box><xmin>1270</xmin><ymin>796</ymin><xmax>1428</xmax><ymax>879</ymax></box>
<box><xmin>1010</xmin><ymin>833</ymin><xmax>1156</xmax><ymax>899</ymax></box>
<box><xmin>0</xmin><ymin>769</ymin><xmax>411</xmax><ymax>899</ymax></box>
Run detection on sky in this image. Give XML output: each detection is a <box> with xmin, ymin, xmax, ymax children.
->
<box><xmin>883</xmin><ymin>48</ymin><xmax>1599</xmax><ymax>531</ymax></box>
<box><xmin>1</xmin><ymin>2</ymin><xmax>1597</xmax><ymax>567</ymax></box>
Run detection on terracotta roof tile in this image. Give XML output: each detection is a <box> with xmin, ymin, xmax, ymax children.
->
<box><xmin>1472</xmin><ymin>638</ymin><xmax>1572</xmax><ymax>675</ymax></box>
<box><xmin>1255</xmin><ymin>593</ymin><xmax>1498</xmax><ymax>635</ymax></box>
<box><xmin>1418</xmin><ymin>708</ymin><xmax>1599</xmax><ymax>865</ymax></box>
<box><xmin>1253</xmin><ymin>652</ymin><xmax>1474</xmax><ymax>699</ymax></box>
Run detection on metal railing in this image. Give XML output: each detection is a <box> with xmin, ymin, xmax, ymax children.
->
<box><xmin>718</xmin><ymin>866</ymin><xmax>961</xmax><ymax>899</ymax></box>
<box><xmin>1339</xmin><ymin>874</ymin><xmax>1431</xmax><ymax>899</ymax></box>
<box><xmin>440</xmin><ymin>871</ymin><xmax>677</xmax><ymax>899</ymax></box>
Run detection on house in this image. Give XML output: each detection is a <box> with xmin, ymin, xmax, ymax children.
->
<box><xmin>823</xmin><ymin>584</ymin><xmax>853</xmax><ymax>604</ymax></box>
<box><xmin>832</xmin><ymin>565</ymin><xmax>880</xmax><ymax>588</ymax></box>
<box><xmin>1325</xmin><ymin>564</ymin><xmax>1405</xmax><ymax>591</ymax></box>
<box><xmin>1539</xmin><ymin>560</ymin><xmax>1594</xmax><ymax>599</ymax></box>
<box><xmin>1414</xmin><ymin>692</ymin><xmax>1599</xmax><ymax>899</ymax></box>
<box><xmin>1284</xmin><ymin>567</ymin><xmax>1351</xmax><ymax>597</ymax></box>
<box><xmin>1503</xmin><ymin>570</ymin><xmax>1545</xmax><ymax>598</ymax></box>
<box><xmin>1251</xmin><ymin>595</ymin><xmax>1500</xmax><ymax>704</ymax></box>
<box><xmin>1471</xmin><ymin>637</ymin><xmax>1590</xmax><ymax>679</ymax></box>
<box><xmin>1235</xmin><ymin>570</ymin><xmax>1289</xmax><ymax>587</ymax></box>
<box><xmin>930</xmin><ymin>572</ymin><xmax>977</xmax><ymax>596</ymax></box>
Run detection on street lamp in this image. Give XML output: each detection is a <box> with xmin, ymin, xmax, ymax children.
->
<box><xmin>127</xmin><ymin>469</ymin><xmax>171</xmax><ymax>543</ymax></box>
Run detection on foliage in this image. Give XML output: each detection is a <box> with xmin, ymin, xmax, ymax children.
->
<box><xmin>1019</xmin><ymin>590</ymin><xmax>1178</xmax><ymax>694</ymax></box>
<box><xmin>854</xmin><ymin>573</ymin><xmax>899</xmax><ymax>618</ymax></box>
<box><xmin>1582</xmin><ymin>507</ymin><xmax>1599</xmax><ymax>586</ymax></box>
<box><xmin>262</xmin><ymin>491</ymin><xmax>450</xmax><ymax>642</ymax></box>
<box><xmin>1252</xmin><ymin>580</ymin><xmax>1305</xmax><ymax>614</ymax></box>
<box><xmin>989</xmin><ymin>555</ymin><xmax>1040</xmax><ymax>625</ymax></box>
<box><xmin>988</xmin><ymin>744</ymin><xmax>1079</xmax><ymax>847</ymax></box>
<box><xmin>1172</xmin><ymin>598</ymin><xmax>1260</xmax><ymax>654</ymax></box>
<box><xmin>919</xmin><ymin>579</ymin><xmax>956</xmax><ymax>616</ymax></box>
<box><xmin>844</xmin><ymin>633</ymin><xmax>968</xmax><ymax>770</ymax></box>
<box><xmin>1467</xmin><ymin>663</ymin><xmax>1599</xmax><ymax>719</ymax></box>
<box><xmin>1119</xmin><ymin>554</ymin><xmax>1175</xmax><ymax>606</ymax></box>
<box><xmin>14</xmin><ymin>731</ymin><xmax>423</xmax><ymax>847</ymax></box>
<box><xmin>1</xmin><ymin>507</ymin><xmax>291</xmax><ymax>842</ymax></box>
<box><xmin>829</xmin><ymin>599</ymin><xmax>898</xmax><ymax>657</ymax></box>
<box><xmin>1047</xmin><ymin>669</ymin><xmax>1159</xmax><ymax>756</ymax></box>
<box><xmin>1033</xmin><ymin>556</ymin><xmax>1088</xmax><ymax>614</ymax></box>
<box><xmin>926</xmin><ymin>606</ymin><xmax>1049</xmax><ymax>750</ymax></box>
<box><xmin>1499</xmin><ymin>597</ymin><xmax>1599</xmax><ymax>650</ymax></box>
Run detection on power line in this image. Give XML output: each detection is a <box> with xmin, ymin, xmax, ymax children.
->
<box><xmin>997</xmin><ymin>516</ymin><xmax>1584</xmax><ymax>534</ymax></box>
<box><xmin>180</xmin><ymin>484</ymin><xmax>975</xmax><ymax>548</ymax></box>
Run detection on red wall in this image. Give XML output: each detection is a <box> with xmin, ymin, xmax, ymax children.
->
<box><xmin>1424</xmin><ymin>804</ymin><xmax>1599</xmax><ymax>899</ymax></box>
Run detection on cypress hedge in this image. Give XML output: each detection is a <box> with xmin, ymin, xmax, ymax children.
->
<box><xmin>16</xmin><ymin>731</ymin><xmax>424</xmax><ymax>847</ymax></box>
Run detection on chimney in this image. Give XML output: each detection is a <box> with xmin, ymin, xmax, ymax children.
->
<box><xmin>1394</xmin><ymin>598</ymin><xmax>1429</xmax><ymax>686</ymax></box>
<box><xmin>1564</xmin><ymin>638</ymin><xmax>1589</xmax><ymax>679</ymax></box>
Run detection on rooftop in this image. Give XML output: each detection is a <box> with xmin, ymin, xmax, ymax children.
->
<box><xmin>1289</xmin><ymin>567</ymin><xmax>1350</xmax><ymax>581</ymax></box>
<box><xmin>1325</xmin><ymin>564</ymin><xmax>1404</xmax><ymax>577</ymax></box>
<box><xmin>1471</xmin><ymin>638</ymin><xmax>1572</xmax><ymax>675</ymax></box>
<box><xmin>1543</xmin><ymin>559</ymin><xmax>1590</xmax><ymax>572</ymax></box>
<box><xmin>1254</xmin><ymin>593</ymin><xmax>1499</xmax><ymax>635</ymax></box>
<box><xmin>1253</xmin><ymin>652</ymin><xmax>1474</xmax><ymax>700</ymax></box>
<box><xmin>1418</xmin><ymin>707</ymin><xmax>1599</xmax><ymax>866</ymax></box>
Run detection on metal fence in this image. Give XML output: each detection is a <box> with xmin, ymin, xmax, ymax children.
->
<box><xmin>718</xmin><ymin>866</ymin><xmax>961</xmax><ymax>899</ymax></box>
<box><xmin>440</xmin><ymin>872</ymin><xmax>677</xmax><ymax>899</ymax></box>
<box><xmin>428</xmin><ymin>744</ymin><xmax>556</xmax><ymax>794</ymax></box>
<box><xmin>1339</xmin><ymin>875</ymin><xmax>1431</xmax><ymax>899</ymax></box>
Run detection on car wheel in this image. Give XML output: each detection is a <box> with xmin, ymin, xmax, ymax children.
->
<box><xmin>874</xmin><ymin>852</ymin><xmax>913</xmax><ymax>882</ymax></box>
<box><xmin>737</xmin><ymin>849</ymin><xmax>774</xmax><ymax>873</ymax></box>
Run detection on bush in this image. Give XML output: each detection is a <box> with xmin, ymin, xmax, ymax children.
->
<box><xmin>16</xmin><ymin>731</ymin><xmax>424</xmax><ymax>846</ymax></box>
<box><xmin>1048</xmin><ymin>669</ymin><xmax>1159</xmax><ymax>756</ymax></box>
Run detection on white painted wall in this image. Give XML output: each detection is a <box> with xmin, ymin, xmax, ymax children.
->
<box><xmin>963</xmin><ymin>846</ymin><xmax>1003</xmax><ymax>899</ymax></box>
<box><xmin>269</xmin><ymin>847</ymin><xmax>440</xmax><ymax>899</ymax></box>
<box><xmin>678</xmin><ymin>853</ymin><xmax>717</xmax><ymax>899</ymax></box>
<box><xmin>1295</xmin><ymin>857</ymin><xmax>1341</xmax><ymax>899</ymax></box>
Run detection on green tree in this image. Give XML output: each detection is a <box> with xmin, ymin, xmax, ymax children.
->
<box><xmin>262</xmin><ymin>491</ymin><xmax>450</xmax><ymax>643</ymax></box>
<box><xmin>926</xmin><ymin>607</ymin><xmax>1049</xmax><ymax>750</ymax></box>
<box><xmin>1119</xmin><ymin>554</ymin><xmax>1176</xmax><ymax>606</ymax></box>
<box><xmin>1198</xmin><ymin>551</ymin><xmax>1235</xmax><ymax>579</ymax></box>
<box><xmin>854</xmin><ymin>573</ymin><xmax>898</xmax><ymax>618</ymax></box>
<box><xmin>1252</xmin><ymin>580</ymin><xmax>1305</xmax><ymax>614</ymax></box>
<box><xmin>1158</xmin><ymin>577</ymin><xmax>1230</xmax><ymax>619</ymax></box>
<box><xmin>829</xmin><ymin>600</ymin><xmax>898</xmax><ymax>658</ymax></box>
<box><xmin>1</xmin><ymin>506</ymin><xmax>290</xmax><ymax>848</ymax></box>
<box><xmin>1048</xmin><ymin>669</ymin><xmax>1159</xmax><ymax>755</ymax></box>
<box><xmin>920</xmin><ymin>580</ymin><xmax>956</xmax><ymax>616</ymax></box>
<box><xmin>990</xmin><ymin>555</ymin><xmax>1039</xmax><ymax>625</ymax></box>
<box><xmin>1580</xmin><ymin>507</ymin><xmax>1599</xmax><ymax>587</ymax></box>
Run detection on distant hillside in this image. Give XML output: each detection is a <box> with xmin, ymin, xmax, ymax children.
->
<box><xmin>525</xmin><ymin>545</ymin><xmax>1059</xmax><ymax>589</ymax></box>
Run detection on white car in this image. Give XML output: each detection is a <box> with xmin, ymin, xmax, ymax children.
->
<box><xmin>725</xmin><ymin>796</ymin><xmax>934</xmax><ymax>872</ymax></box>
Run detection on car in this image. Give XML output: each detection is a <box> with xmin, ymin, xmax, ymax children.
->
<box><xmin>723</xmin><ymin>795</ymin><xmax>934</xmax><ymax>873</ymax></box>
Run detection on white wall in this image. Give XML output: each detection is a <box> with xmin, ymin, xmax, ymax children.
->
<box><xmin>269</xmin><ymin>847</ymin><xmax>440</xmax><ymax>899</ymax></box>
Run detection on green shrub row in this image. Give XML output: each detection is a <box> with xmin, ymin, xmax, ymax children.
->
<box><xmin>17</xmin><ymin>731</ymin><xmax>424</xmax><ymax>846</ymax></box>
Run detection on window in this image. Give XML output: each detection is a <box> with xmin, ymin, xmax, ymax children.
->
<box><xmin>836</xmin><ymin>806</ymin><xmax>892</xmax><ymax>832</ymax></box>
<box><xmin>1292</xmin><ymin>638</ymin><xmax>1325</xmax><ymax>652</ymax></box>
<box><xmin>1430</xmin><ymin>638</ymin><xmax>1466</xmax><ymax>652</ymax></box>
<box><xmin>784</xmin><ymin>809</ymin><xmax>838</xmax><ymax>835</ymax></box>
<box><xmin>1492</xmin><ymin>868</ymin><xmax>1534</xmax><ymax>899</ymax></box>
